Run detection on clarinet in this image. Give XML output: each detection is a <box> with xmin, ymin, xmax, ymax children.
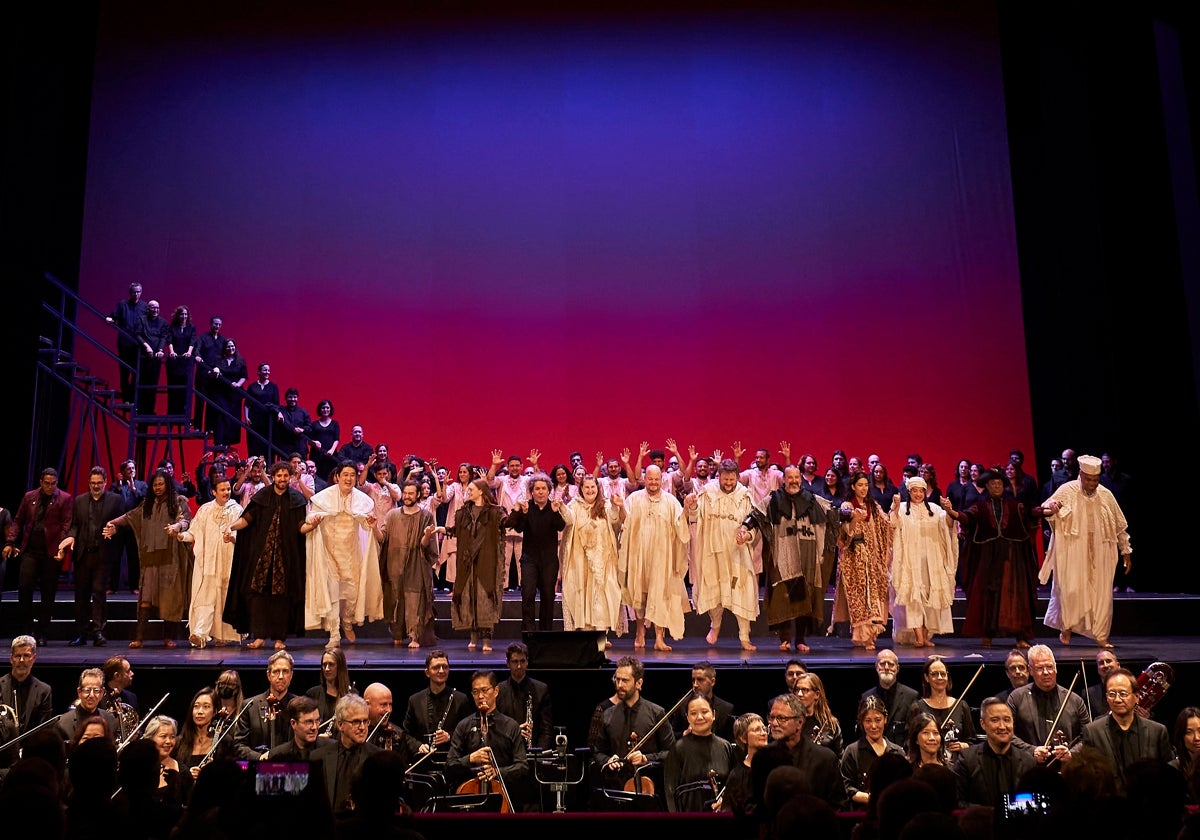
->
<box><xmin>430</xmin><ymin>694</ymin><xmax>452</xmax><ymax>748</ymax></box>
<box><xmin>525</xmin><ymin>694</ymin><xmax>533</xmax><ymax>749</ymax></box>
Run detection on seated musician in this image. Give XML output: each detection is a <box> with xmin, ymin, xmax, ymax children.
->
<box><xmin>446</xmin><ymin>670</ymin><xmax>528</xmax><ymax>811</ymax></box>
<box><xmin>363</xmin><ymin>682</ymin><xmax>427</xmax><ymax>762</ymax></box>
<box><xmin>270</xmin><ymin>696</ymin><xmax>321</xmax><ymax>762</ymax></box>
<box><xmin>312</xmin><ymin>694</ymin><xmax>380</xmax><ymax>815</ymax></box>
<box><xmin>663</xmin><ymin>694</ymin><xmax>736</xmax><ymax>812</ymax></box>
<box><xmin>591</xmin><ymin>655</ymin><xmax>675</xmax><ymax>800</ymax></box>
<box><xmin>401</xmin><ymin>649</ymin><xmax>472</xmax><ymax>773</ymax></box>
<box><xmin>233</xmin><ymin>650</ymin><xmax>298</xmax><ymax>760</ymax></box>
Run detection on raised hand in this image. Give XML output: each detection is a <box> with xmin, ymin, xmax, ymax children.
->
<box><xmin>621</xmin><ymin>447</ymin><xmax>632</xmax><ymax>463</ymax></box>
<box><xmin>712</xmin><ymin>448</ymin><xmax>723</xmax><ymax>462</ymax></box>
<box><xmin>731</xmin><ymin>441</ymin><xmax>744</xmax><ymax>461</ymax></box>
<box><xmin>688</xmin><ymin>444</ymin><xmax>698</xmax><ymax>460</ymax></box>
<box><xmin>550</xmin><ymin>499</ymin><xmax>561</xmax><ymax>513</ymax></box>
<box><xmin>779</xmin><ymin>441</ymin><xmax>791</xmax><ymax>462</ymax></box>
<box><xmin>666</xmin><ymin>438</ymin><xmax>680</xmax><ymax>456</ymax></box>
<box><xmin>529</xmin><ymin>448</ymin><xmax>540</xmax><ymax>466</ymax></box>
<box><xmin>638</xmin><ymin>441</ymin><xmax>649</xmax><ymax>458</ymax></box>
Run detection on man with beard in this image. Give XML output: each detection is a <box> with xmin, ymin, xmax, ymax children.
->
<box><xmin>55</xmin><ymin>668</ymin><xmax>119</xmax><ymax>741</ymax></box>
<box><xmin>0</xmin><ymin>636</ymin><xmax>54</xmax><ymax>770</ymax></box>
<box><xmin>178</xmin><ymin>475</ymin><xmax>243</xmax><ymax>648</ymax></box>
<box><xmin>275</xmin><ymin>388</ymin><xmax>311</xmax><ymax>462</ymax></box>
<box><xmin>5</xmin><ymin>468</ymin><xmax>73</xmax><ymax>645</ymax></box>
<box><xmin>860</xmin><ymin>649</ymin><xmax>919</xmax><ymax>746</ymax></box>
<box><xmin>592</xmin><ymin>655</ymin><xmax>675</xmax><ymax>798</ymax></box>
<box><xmin>687</xmin><ymin>459</ymin><xmax>759</xmax><ymax>650</ymax></box>
<box><xmin>620</xmin><ymin>465</ymin><xmax>691</xmax><ymax>651</ymax></box>
<box><xmin>997</xmin><ymin>648</ymin><xmax>1030</xmax><ymax>702</ymax></box>
<box><xmin>1040</xmin><ymin>454</ymin><xmax>1132</xmax><ymax>649</ymax></box>
<box><xmin>58</xmin><ymin>467</ymin><xmax>123</xmax><ymax>647</ymax></box>
<box><xmin>765</xmin><ymin>692</ymin><xmax>846</xmax><ymax>811</ymax></box>
<box><xmin>380</xmin><ymin>481</ymin><xmax>440</xmax><ymax>648</ymax></box>
<box><xmin>224</xmin><ymin>461</ymin><xmax>308</xmax><ymax>650</ymax></box>
<box><xmin>740</xmin><ymin>465</ymin><xmax>838</xmax><ymax>653</ymax></box>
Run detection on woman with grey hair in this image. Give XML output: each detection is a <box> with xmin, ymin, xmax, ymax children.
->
<box><xmin>143</xmin><ymin>714</ymin><xmax>192</xmax><ymax>805</ymax></box>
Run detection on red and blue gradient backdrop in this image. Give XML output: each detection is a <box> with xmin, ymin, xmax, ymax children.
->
<box><xmin>75</xmin><ymin>1</ymin><xmax>1032</xmax><ymax>477</ymax></box>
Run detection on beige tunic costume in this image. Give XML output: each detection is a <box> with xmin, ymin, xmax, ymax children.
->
<box><xmin>690</xmin><ymin>482</ymin><xmax>759</xmax><ymax>641</ymax></box>
<box><xmin>618</xmin><ymin>489</ymin><xmax>691</xmax><ymax>640</ymax></box>
<box><xmin>179</xmin><ymin>497</ymin><xmax>243</xmax><ymax>644</ymax></box>
<box><xmin>304</xmin><ymin>485</ymin><xmax>384</xmax><ymax>634</ymax></box>
<box><xmin>559</xmin><ymin>497</ymin><xmax>624</xmax><ymax>634</ymax></box>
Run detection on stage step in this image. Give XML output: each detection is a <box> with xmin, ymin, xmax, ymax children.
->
<box><xmin>2</xmin><ymin>585</ymin><xmax>1193</xmax><ymax>642</ymax></box>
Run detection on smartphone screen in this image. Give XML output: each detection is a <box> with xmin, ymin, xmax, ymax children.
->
<box><xmin>253</xmin><ymin>760</ymin><xmax>312</xmax><ymax>796</ymax></box>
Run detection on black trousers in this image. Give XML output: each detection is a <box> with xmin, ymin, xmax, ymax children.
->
<box><xmin>18</xmin><ymin>549</ymin><xmax>59</xmax><ymax>636</ymax></box>
<box><xmin>520</xmin><ymin>554</ymin><xmax>559</xmax><ymax>632</ymax></box>
<box><xmin>108</xmin><ymin>526</ymin><xmax>140</xmax><ymax>591</ymax></box>
<box><xmin>117</xmin><ymin>343</ymin><xmax>139</xmax><ymax>404</ymax></box>
<box><xmin>73</xmin><ymin>546</ymin><xmax>110</xmax><ymax>636</ymax></box>
<box><xmin>137</xmin><ymin>355</ymin><xmax>162</xmax><ymax>416</ymax></box>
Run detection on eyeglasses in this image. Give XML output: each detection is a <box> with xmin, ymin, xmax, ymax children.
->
<box><xmin>1032</xmin><ymin>665</ymin><xmax>1056</xmax><ymax>674</ymax></box>
<box><xmin>471</xmin><ymin>688</ymin><xmax>495</xmax><ymax>697</ymax></box>
<box><xmin>1106</xmin><ymin>690</ymin><xmax>1132</xmax><ymax>700</ymax></box>
<box><xmin>343</xmin><ymin>718</ymin><xmax>370</xmax><ymax>727</ymax></box>
<box><xmin>79</xmin><ymin>687</ymin><xmax>104</xmax><ymax>696</ymax></box>
<box><xmin>795</xmin><ymin>687</ymin><xmax>814</xmax><ymax>694</ymax></box>
<box><xmin>768</xmin><ymin>714</ymin><xmax>799</xmax><ymax>723</ymax></box>
<box><xmin>268</xmin><ymin>669</ymin><xmax>292</xmax><ymax>677</ymax></box>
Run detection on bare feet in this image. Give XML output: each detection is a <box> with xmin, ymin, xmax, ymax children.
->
<box><xmin>634</xmin><ymin>631</ymin><xmax>646</xmax><ymax>649</ymax></box>
<box><xmin>740</xmin><ymin>638</ymin><xmax>758</xmax><ymax>651</ymax></box>
<box><xmin>1059</xmin><ymin>630</ymin><xmax>1071</xmax><ymax>645</ymax></box>
<box><xmin>1097</xmin><ymin>638</ymin><xmax>1113</xmax><ymax>649</ymax></box>
<box><xmin>654</xmin><ymin>640</ymin><xmax>673</xmax><ymax>651</ymax></box>
<box><xmin>408</xmin><ymin>640</ymin><xmax>420</xmax><ymax>649</ymax></box>
<box><xmin>779</xmin><ymin>641</ymin><xmax>793</xmax><ymax>652</ymax></box>
<box><xmin>274</xmin><ymin>640</ymin><xmax>287</xmax><ymax>650</ymax></box>
<box><xmin>924</xmin><ymin>640</ymin><xmax>937</xmax><ymax>648</ymax></box>
<box><xmin>189</xmin><ymin>634</ymin><xmax>206</xmax><ymax>649</ymax></box>
<box><xmin>163</xmin><ymin>639</ymin><xmax>178</xmax><ymax>649</ymax></box>
<box><xmin>796</xmin><ymin>643</ymin><xmax>811</xmax><ymax>653</ymax></box>
<box><xmin>481</xmin><ymin>641</ymin><xmax>493</xmax><ymax>653</ymax></box>
<box><xmin>128</xmin><ymin>640</ymin><xmax>142</xmax><ymax>649</ymax></box>
<box><xmin>705</xmin><ymin>628</ymin><xmax>719</xmax><ymax>646</ymax></box>
<box><xmin>865</xmin><ymin>643</ymin><xmax>876</xmax><ymax>652</ymax></box>
<box><xmin>342</xmin><ymin>623</ymin><xmax>357</xmax><ymax>644</ymax></box>
<box><xmin>246</xmin><ymin>638</ymin><xmax>265</xmax><ymax>649</ymax></box>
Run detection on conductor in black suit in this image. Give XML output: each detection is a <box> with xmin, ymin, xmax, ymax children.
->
<box><xmin>58</xmin><ymin>467</ymin><xmax>125</xmax><ymax>647</ymax></box>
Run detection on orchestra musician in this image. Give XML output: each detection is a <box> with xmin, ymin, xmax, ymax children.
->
<box><xmin>591</xmin><ymin>656</ymin><xmax>675</xmax><ymax>799</ymax></box>
<box><xmin>269</xmin><ymin>695</ymin><xmax>322</xmax><ymax>762</ymax></box>
<box><xmin>312</xmin><ymin>694</ymin><xmax>380</xmax><ymax>815</ymax></box>
<box><xmin>401</xmin><ymin>649</ymin><xmax>471</xmax><ymax>771</ymax></box>
<box><xmin>663</xmin><ymin>694</ymin><xmax>736</xmax><ymax>812</ymax></box>
<box><xmin>494</xmin><ymin>642</ymin><xmax>553</xmax><ymax>752</ymax></box>
<box><xmin>362</xmin><ymin>682</ymin><xmax>426</xmax><ymax>761</ymax></box>
<box><xmin>446</xmin><ymin>670</ymin><xmax>528</xmax><ymax>811</ymax></box>
<box><xmin>232</xmin><ymin>650</ymin><xmax>298</xmax><ymax>760</ymax></box>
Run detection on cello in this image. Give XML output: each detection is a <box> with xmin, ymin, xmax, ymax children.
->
<box><xmin>454</xmin><ymin>712</ymin><xmax>513</xmax><ymax>812</ymax></box>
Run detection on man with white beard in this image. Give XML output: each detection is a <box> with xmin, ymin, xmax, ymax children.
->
<box><xmin>860</xmin><ymin>648</ymin><xmax>919</xmax><ymax>746</ymax></box>
<box><xmin>178</xmin><ymin>475</ymin><xmax>243</xmax><ymax>648</ymax></box>
<box><xmin>687</xmin><ymin>459</ymin><xmax>759</xmax><ymax>650</ymax></box>
<box><xmin>620</xmin><ymin>465</ymin><xmax>691</xmax><ymax>651</ymax></box>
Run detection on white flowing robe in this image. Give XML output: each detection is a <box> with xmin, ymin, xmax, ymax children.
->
<box><xmin>180</xmin><ymin>497</ymin><xmax>243</xmax><ymax>643</ymax></box>
<box><xmin>559</xmin><ymin>498</ymin><xmax>625</xmax><ymax>634</ymax></box>
<box><xmin>889</xmin><ymin>500</ymin><xmax>958</xmax><ymax>636</ymax></box>
<box><xmin>690</xmin><ymin>483</ymin><xmax>759</xmax><ymax>623</ymax></box>
<box><xmin>1039</xmin><ymin>481</ymin><xmax>1131</xmax><ymax>641</ymax></box>
<box><xmin>618</xmin><ymin>490</ymin><xmax>691</xmax><ymax>639</ymax></box>
<box><xmin>305</xmin><ymin>485</ymin><xmax>385</xmax><ymax>631</ymax></box>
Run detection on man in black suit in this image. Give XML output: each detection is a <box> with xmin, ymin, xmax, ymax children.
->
<box><xmin>243</xmin><ymin>361</ymin><xmax>282</xmax><ymax>460</ymax></box>
<box><xmin>1079</xmin><ymin>668</ymin><xmax>1172</xmax><ymax>795</ymax></box>
<box><xmin>1006</xmin><ymin>644</ymin><xmax>1089</xmax><ymax>763</ymax></box>
<box><xmin>233</xmin><ymin>650</ymin><xmax>298</xmax><ymax>760</ymax></box>
<box><xmin>401</xmin><ymin>649</ymin><xmax>472</xmax><ymax>772</ymax></box>
<box><xmin>861</xmin><ymin>648</ymin><xmax>919</xmax><ymax>746</ymax></box>
<box><xmin>58</xmin><ymin>466</ymin><xmax>125</xmax><ymax>646</ymax></box>
<box><xmin>0</xmin><ymin>636</ymin><xmax>54</xmax><ymax>771</ymax></box>
<box><xmin>671</xmin><ymin>660</ymin><xmax>735</xmax><ymax>742</ymax></box>
<box><xmin>954</xmin><ymin>696</ymin><xmax>1036</xmax><ymax>809</ymax></box>
<box><xmin>110</xmin><ymin>459</ymin><xmax>147</xmax><ymax>593</ymax></box>
<box><xmin>766</xmin><ymin>692</ymin><xmax>847</xmax><ymax>811</ymax></box>
<box><xmin>312</xmin><ymin>693</ymin><xmax>380</xmax><ymax>814</ymax></box>
<box><xmin>495</xmin><ymin>642</ymin><xmax>555</xmax><ymax>751</ymax></box>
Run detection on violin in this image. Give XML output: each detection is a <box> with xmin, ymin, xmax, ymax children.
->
<box><xmin>622</xmin><ymin>730</ymin><xmax>655</xmax><ymax>795</ymax></box>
